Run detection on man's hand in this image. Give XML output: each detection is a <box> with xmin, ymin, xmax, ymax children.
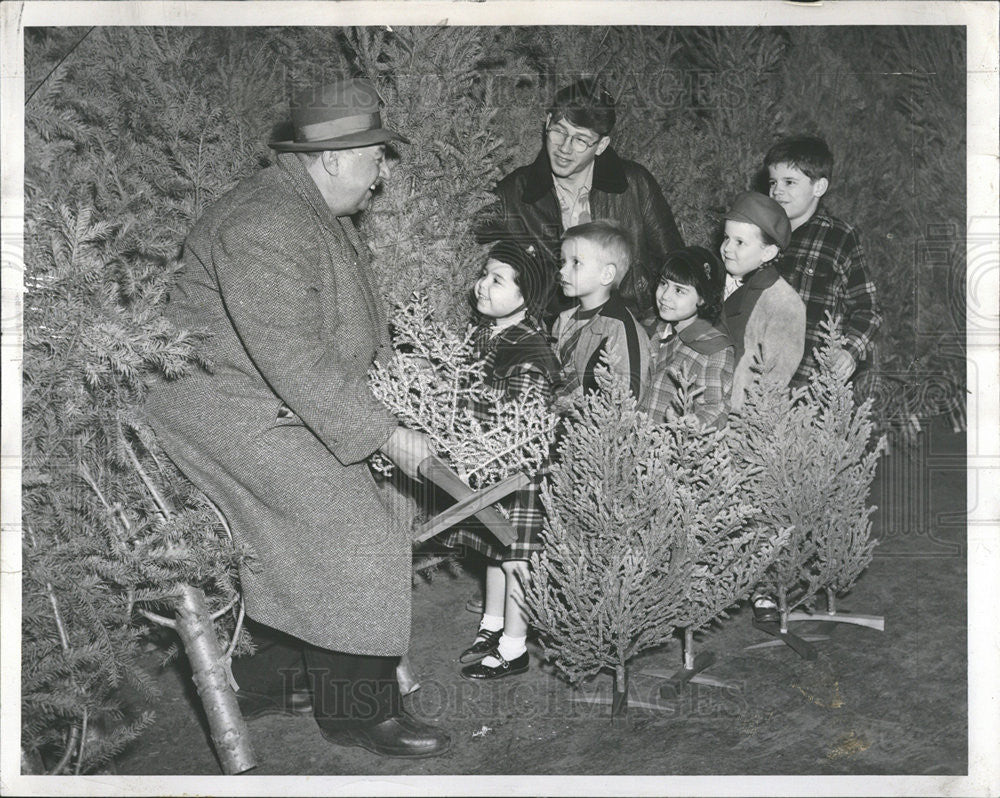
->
<box><xmin>829</xmin><ymin>347</ymin><xmax>857</xmax><ymax>382</ymax></box>
<box><xmin>379</xmin><ymin>427</ymin><xmax>433</xmax><ymax>481</ymax></box>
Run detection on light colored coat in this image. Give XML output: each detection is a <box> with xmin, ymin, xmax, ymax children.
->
<box><xmin>144</xmin><ymin>152</ymin><xmax>410</xmax><ymax>656</ymax></box>
<box><xmin>722</xmin><ymin>264</ymin><xmax>806</xmax><ymax>412</ymax></box>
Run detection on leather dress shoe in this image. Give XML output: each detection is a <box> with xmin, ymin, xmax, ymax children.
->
<box><xmin>461</xmin><ymin>650</ymin><xmax>529</xmax><ymax>680</ymax></box>
<box><xmin>319</xmin><ymin>712</ymin><xmax>451</xmax><ymax>758</ymax></box>
<box><xmin>459</xmin><ymin>628</ymin><xmax>503</xmax><ymax>663</ymax></box>
<box><xmin>237</xmin><ymin>687</ymin><xmax>313</xmax><ymax>720</ymax></box>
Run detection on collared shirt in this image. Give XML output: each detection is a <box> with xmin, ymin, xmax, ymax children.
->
<box><xmin>641</xmin><ymin>317</ymin><xmax>735</xmax><ymax>430</ymax></box>
<box><xmin>724</xmin><ymin>273</ymin><xmax>743</xmax><ymax>300</ymax></box>
<box><xmin>552</xmin><ymin>161</ymin><xmax>595</xmax><ymax>230</ymax></box>
<box><xmin>774</xmin><ymin>211</ymin><xmax>882</xmax><ymax>384</ymax></box>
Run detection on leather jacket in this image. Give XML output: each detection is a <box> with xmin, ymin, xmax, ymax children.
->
<box><xmin>474</xmin><ymin>145</ymin><xmax>684</xmax><ymax>318</ymax></box>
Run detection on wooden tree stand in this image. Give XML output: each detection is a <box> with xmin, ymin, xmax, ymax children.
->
<box><xmin>569</xmin><ymin>631</ymin><xmax>742</xmax><ymax>720</ymax></box>
<box><xmin>412</xmin><ymin>455</ymin><xmax>527</xmax><ymax>546</ymax></box>
<box><xmin>569</xmin><ymin>667</ymin><xmax>678</xmax><ymax>719</ymax></box>
<box><xmin>745</xmin><ymin>589</ymin><xmax>884</xmax><ymax>660</ymax></box>
<box><xmin>644</xmin><ymin>629</ymin><xmax>741</xmax><ymax>699</ymax></box>
<box><xmin>787</xmin><ymin>588</ymin><xmax>885</xmax><ymax>631</ymax></box>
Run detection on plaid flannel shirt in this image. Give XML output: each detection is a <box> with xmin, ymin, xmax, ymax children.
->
<box><xmin>640</xmin><ymin>318</ymin><xmax>734</xmax><ymax>430</ymax></box>
<box><xmin>774</xmin><ymin>211</ymin><xmax>882</xmax><ymax>385</ymax></box>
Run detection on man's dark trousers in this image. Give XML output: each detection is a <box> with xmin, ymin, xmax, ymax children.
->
<box><xmin>232</xmin><ymin>619</ymin><xmax>402</xmax><ymax>730</ymax></box>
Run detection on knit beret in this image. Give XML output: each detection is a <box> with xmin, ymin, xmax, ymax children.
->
<box><xmin>725</xmin><ymin>191</ymin><xmax>792</xmax><ymax>250</ymax></box>
<box><xmin>487</xmin><ymin>241</ymin><xmax>554</xmax><ymax>320</ymax></box>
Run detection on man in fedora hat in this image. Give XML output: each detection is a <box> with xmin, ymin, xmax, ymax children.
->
<box><xmin>145</xmin><ymin>77</ymin><xmax>451</xmax><ymax>758</ymax></box>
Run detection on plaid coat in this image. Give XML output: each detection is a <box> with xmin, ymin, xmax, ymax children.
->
<box><xmin>443</xmin><ymin>320</ymin><xmax>559</xmax><ymax>561</ymax></box>
<box><xmin>641</xmin><ymin>318</ymin><xmax>735</xmax><ymax>430</ymax></box>
<box><xmin>144</xmin><ymin>153</ymin><xmax>411</xmax><ymax>656</ymax></box>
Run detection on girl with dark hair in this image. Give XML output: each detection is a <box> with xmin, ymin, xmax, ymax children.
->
<box><xmin>444</xmin><ymin>241</ymin><xmax>559</xmax><ymax>681</ymax></box>
<box><xmin>640</xmin><ymin>246</ymin><xmax>735</xmax><ymax>429</ymax></box>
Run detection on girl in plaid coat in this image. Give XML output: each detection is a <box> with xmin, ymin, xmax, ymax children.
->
<box><xmin>445</xmin><ymin>241</ymin><xmax>559</xmax><ymax>681</ymax></box>
<box><xmin>641</xmin><ymin>246</ymin><xmax>735</xmax><ymax>430</ymax></box>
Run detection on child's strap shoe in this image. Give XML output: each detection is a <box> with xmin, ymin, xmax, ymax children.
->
<box><xmin>460</xmin><ymin>650</ymin><xmax>529</xmax><ymax>681</ymax></box>
<box><xmin>458</xmin><ymin>628</ymin><xmax>503</xmax><ymax>663</ymax></box>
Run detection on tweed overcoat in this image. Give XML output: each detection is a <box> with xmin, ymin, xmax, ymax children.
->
<box><xmin>144</xmin><ymin>152</ymin><xmax>410</xmax><ymax>656</ymax></box>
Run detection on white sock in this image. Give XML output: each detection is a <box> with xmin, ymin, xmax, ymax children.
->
<box><xmin>478</xmin><ymin>614</ymin><xmax>504</xmax><ymax>634</ymax></box>
<box><xmin>479</xmin><ymin>633</ymin><xmax>527</xmax><ymax>668</ymax></box>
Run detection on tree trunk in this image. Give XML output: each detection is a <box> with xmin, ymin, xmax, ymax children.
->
<box><xmin>683</xmin><ymin>627</ymin><xmax>695</xmax><ymax>671</ymax></box>
<box><xmin>174</xmin><ymin>585</ymin><xmax>256</xmax><ymax>774</ymax></box>
<box><xmin>825</xmin><ymin>587</ymin><xmax>837</xmax><ymax>615</ymax></box>
<box><xmin>777</xmin><ymin>586</ymin><xmax>789</xmax><ymax>634</ymax></box>
<box><xmin>611</xmin><ymin>664</ymin><xmax>629</xmax><ymax>724</ymax></box>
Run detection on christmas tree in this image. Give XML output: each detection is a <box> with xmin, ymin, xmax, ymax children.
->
<box><xmin>369</xmin><ymin>292</ymin><xmax>557</xmax><ymax>490</ymax></box>
<box><xmin>660</xmin><ymin>373</ymin><xmax>788</xmax><ymax>672</ymax></box>
<box><xmin>801</xmin><ymin>326</ymin><xmax>885</xmax><ymax>616</ymax></box>
<box><xmin>730</xmin><ymin>320</ymin><xmax>886</xmax><ymax>630</ymax></box>
<box><xmin>22</xmin><ymin>204</ymin><xmax>253</xmax><ymax>773</ymax></box>
<box><xmin>20</xmin><ymin>28</ymin><xmax>280</xmax><ymax>773</ymax></box>
<box><xmin>523</xmin><ymin>367</ymin><xmax>780</xmax><ymax>717</ymax></box>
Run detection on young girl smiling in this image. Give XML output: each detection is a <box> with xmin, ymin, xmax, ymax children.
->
<box><xmin>444</xmin><ymin>241</ymin><xmax>559</xmax><ymax>680</ymax></box>
<box><xmin>641</xmin><ymin>246</ymin><xmax>735</xmax><ymax>429</ymax></box>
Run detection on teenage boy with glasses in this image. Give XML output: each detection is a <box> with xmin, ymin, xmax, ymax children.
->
<box><xmin>475</xmin><ymin>78</ymin><xmax>684</xmax><ymax>322</ymax></box>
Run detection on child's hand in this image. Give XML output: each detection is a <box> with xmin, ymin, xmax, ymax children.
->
<box><xmin>829</xmin><ymin>348</ymin><xmax>856</xmax><ymax>382</ymax></box>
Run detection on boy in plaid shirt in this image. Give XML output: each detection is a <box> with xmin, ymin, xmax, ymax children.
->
<box><xmin>641</xmin><ymin>246</ymin><xmax>734</xmax><ymax>430</ymax></box>
<box><xmin>765</xmin><ymin>135</ymin><xmax>883</xmax><ymax>384</ymax></box>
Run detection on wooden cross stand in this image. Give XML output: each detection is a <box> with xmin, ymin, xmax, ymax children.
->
<box><xmin>412</xmin><ymin>455</ymin><xmax>528</xmax><ymax>545</ymax></box>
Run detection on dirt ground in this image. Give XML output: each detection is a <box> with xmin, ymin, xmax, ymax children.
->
<box><xmin>115</xmin><ymin>419</ymin><xmax>967</xmax><ymax>778</ymax></box>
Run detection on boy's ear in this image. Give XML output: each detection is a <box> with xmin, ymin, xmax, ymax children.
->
<box><xmin>761</xmin><ymin>243</ymin><xmax>780</xmax><ymax>264</ymax></box>
<box><xmin>812</xmin><ymin>176</ymin><xmax>829</xmax><ymax>198</ymax></box>
<box><xmin>601</xmin><ymin>262</ymin><xmax>617</xmax><ymax>286</ymax></box>
<box><xmin>595</xmin><ymin>136</ymin><xmax>611</xmax><ymax>156</ymax></box>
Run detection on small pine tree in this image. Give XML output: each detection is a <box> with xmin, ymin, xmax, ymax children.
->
<box><xmin>368</xmin><ymin>293</ymin><xmax>557</xmax><ymax>489</ymax></box>
<box><xmin>524</xmin><ymin>370</ymin><xmax>684</xmax><ymax>718</ymax></box>
<box><xmin>661</xmin><ymin>372</ymin><xmax>788</xmax><ymax>665</ymax></box>
<box><xmin>802</xmin><ymin>326</ymin><xmax>885</xmax><ymax>614</ymax></box>
<box><xmin>22</xmin><ymin>204</ymin><xmax>253</xmax><ymax>773</ymax></box>
<box><xmin>730</xmin><ymin>320</ymin><xmax>885</xmax><ymax>627</ymax></box>
<box><xmin>524</xmin><ymin>367</ymin><xmax>780</xmax><ymax>717</ymax></box>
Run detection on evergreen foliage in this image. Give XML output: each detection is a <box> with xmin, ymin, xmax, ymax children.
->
<box><xmin>368</xmin><ymin>293</ymin><xmax>557</xmax><ymax>488</ymax></box>
<box><xmin>730</xmin><ymin>320</ymin><xmax>886</xmax><ymax>622</ymax></box>
<box><xmin>20</xmin><ymin>25</ymin><xmax>960</xmax><ymax>761</ymax></box>
<box><xmin>523</xmin><ymin>369</ymin><xmax>781</xmax><ymax>714</ymax></box>
<box><xmin>22</xmin><ymin>28</ymin><xmax>269</xmax><ymax>771</ymax></box>
<box><xmin>660</xmin><ymin>374</ymin><xmax>789</xmax><ymax>638</ymax></box>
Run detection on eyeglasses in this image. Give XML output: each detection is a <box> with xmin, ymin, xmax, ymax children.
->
<box><xmin>546</xmin><ymin>125</ymin><xmax>600</xmax><ymax>154</ymax></box>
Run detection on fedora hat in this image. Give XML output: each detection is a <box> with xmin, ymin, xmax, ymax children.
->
<box><xmin>269</xmin><ymin>77</ymin><xmax>409</xmax><ymax>152</ymax></box>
